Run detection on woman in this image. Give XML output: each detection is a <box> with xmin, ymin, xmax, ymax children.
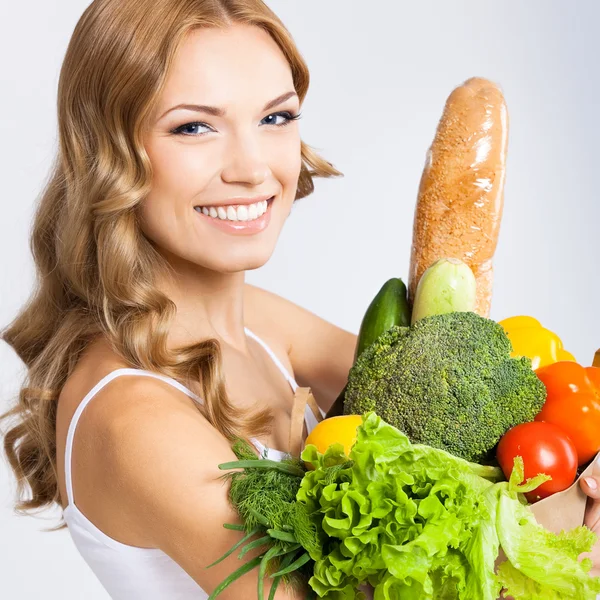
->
<box><xmin>1</xmin><ymin>0</ymin><xmax>352</xmax><ymax>596</ymax></box>
<box><xmin>1</xmin><ymin>0</ymin><xmax>598</xmax><ymax>598</ymax></box>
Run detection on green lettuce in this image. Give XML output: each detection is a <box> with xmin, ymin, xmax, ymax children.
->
<box><xmin>495</xmin><ymin>456</ymin><xmax>600</xmax><ymax>599</ymax></box>
<box><xmin>299</xmin><ymin>412</ymin><xmax>501</xmax><ymax>599</ymax></box>
<box><xmin>298</xmin><ymin>412</ymin><xmax>600</xmax><ymax>600</ymax></box>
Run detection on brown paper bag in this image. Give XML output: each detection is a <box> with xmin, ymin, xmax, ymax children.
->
<box><xmin>530</xmin><ymin>452</ymin><xmax>599</xmax><ymax>533</ymax></box>
<box><xmin>288</xmin><ymin>386</ymin><xmax>323</xmax><ymax>458</ymax></box>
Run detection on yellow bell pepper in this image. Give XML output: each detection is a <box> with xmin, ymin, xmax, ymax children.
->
<box><xmin>498</xmin><ymin>316</ymin><xmax>576</xmax><ymax>370</ymax></box>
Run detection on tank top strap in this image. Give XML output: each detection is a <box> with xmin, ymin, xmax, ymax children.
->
<box><xmin>65</xmin><ymin>330</ymin><xmax>303</xmax><ymax>507</ymax></box>
<box><xmin>244</xmin><ymin>327</ymin><xmax>298</xmax><ymax>391</ymax></box>
<box><xmin>64</xmin><ymin>367</ymin><xmax>202</xmax><ymax>506</ymax></box>
<box><xmin>244</xmin><ymin>327</ymin><xmax>320</xmax><ymax>447</ymax></box>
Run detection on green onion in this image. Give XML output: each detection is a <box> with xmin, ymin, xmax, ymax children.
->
<box><xmin>207</xmin><ymin>555</ymin><xmax>263</xmax><ymax>599</ymax></box>
<box><xmin>206</xmin><ymin>526</ymin><xmax>261</xmax><ymax>568</ymax></box>
<box><xmin>267</xmin><ymin>551</ymin><xmax>296</xmax><ymax>600</ymax></box>
<box><xmin>270</xmin><ymin>552</ymin><xmax>311</xmax><ymax>578</ymax></box>
<box><xmin>238</xmin><ymin>535</ymin><xmax>272</xmax><ymax>559</ymax></box>
<box><xmin>257</xmin><ymin>545</ymin><xmax>281</xmax><ymax>599</ymax></box>
<box><xmin>266</xmin><ymin>529</ymin><xmax>297</xmax><ymax>543</ymax></box>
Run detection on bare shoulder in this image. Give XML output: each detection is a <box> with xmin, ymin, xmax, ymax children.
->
<box><xmin>56</xmin><ymin>358</ymin><xmax>213</xmax><ymax>522</ymax></box>
<box><xmin>244</xmin><ymin>283</ymin><xmax>357</xmax><ymax>411</ymax></box>
<box><xmin>77</xmin><ymin>376</ymin><xmax>307</xmax><ymax>597</ymax></box>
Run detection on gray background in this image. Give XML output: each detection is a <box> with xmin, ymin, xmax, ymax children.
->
<box><xmin>1</xmin><ymin>0</ymin><xmax>599</xmax><ymax>596</ymax></box>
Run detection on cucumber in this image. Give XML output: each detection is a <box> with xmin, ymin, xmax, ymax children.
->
<box><xmin>325</xmin><ymin>278</ymin><xmax>411</xmax><ymax>419</ymax></box>
<box><xmin>354</xmin><ymin>277</ymin><xmax>411</xmax><ymax>361</ymax></box>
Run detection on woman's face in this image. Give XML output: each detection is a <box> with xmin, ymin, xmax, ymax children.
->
<box><xmin>140</xmin><ymin>24</ymin><xmax>302</xmax><ymax>274</ymax></box>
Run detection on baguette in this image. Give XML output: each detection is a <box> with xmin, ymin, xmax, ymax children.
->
<box><xmin>408</xmin><ymin>77</ymin><xmax>509</xmax><ymax>317</ymax></box>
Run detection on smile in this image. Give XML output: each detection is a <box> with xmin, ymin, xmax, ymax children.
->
<box><xmin>193</xmin><ymin>198</ymin><xmax>271</xmax><ymax>222</ymax></box>
<box><xmin>193</xmin><ymin>196</ymin><xmax>274</xmax><ymax>235</ymax></box>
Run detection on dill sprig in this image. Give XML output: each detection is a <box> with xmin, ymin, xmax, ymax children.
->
<box><xmin>207</xmin><ymin>437</ymin><xmax>317</xmax><ymax>599</ymax></box>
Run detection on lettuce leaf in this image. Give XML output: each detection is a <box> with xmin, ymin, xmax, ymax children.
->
<box><xmin>495</xmin><ymin>459</ymin><xmax>600</xmax><ymax>599</ymax></box>
<box><xmin>298</xmin><ymin>412</ymin><xmax>600</xmax><ymax>600</ymax></box>
<box><xmin>299</xmin><ymin>412</ymin><xmax>501</xmax><ymax>599</ymax></box>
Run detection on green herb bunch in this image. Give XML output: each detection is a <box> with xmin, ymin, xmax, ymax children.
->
<box><xmin>207</xmin><ymin>437</ymin><xmax>319</xmax><ymax>599</ymax></box>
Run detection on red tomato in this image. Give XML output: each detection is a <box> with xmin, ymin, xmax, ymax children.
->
<box><xmin>496</xmin><ymin>422</ymin><xmax>578</xmax><ymax>502</ymax></box>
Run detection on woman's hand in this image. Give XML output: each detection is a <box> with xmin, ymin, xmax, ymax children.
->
<box><xmin>580</xmin><ymin>455</ymin><xmax>600</xmax><ymax>577</ymax></box>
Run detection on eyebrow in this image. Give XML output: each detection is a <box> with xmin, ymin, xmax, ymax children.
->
<box><xmin>157</xmin><ymin>91</ymin><xmax>298</xmax><ymax>121</ymax></box>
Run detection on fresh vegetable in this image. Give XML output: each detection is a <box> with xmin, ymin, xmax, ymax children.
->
<box><xmin>354</xmin><ymin>277</ymin><xmax>411</xmax><ymax>360</ymax></box>
<box><xmin>494</xmin><ymin>455</ymin><xmax>600</xmax><ymax>599</ymax></box>
<box><xmin>496</xmin><ymin>421</ymin><xmax>578</xmax><ymax>502</ymax></box>
<box><xmin>303</xmin><ymin>414</ymin><xmax>362</xmax><ymax>459</ymax></box>
<box><xmin>299</xmin><ymin>413</ymin><xmax>504</xmax><ymax>599</ymax></box>
<box><xmin>299</xmin><ymin>413</ymin><xmax>597</xmax><ymax>599</ymax></box>
<box><xmin>498</xmin><ymin>315</ymin><xmax>576</xmax><ymax>370</ymax></box>
<box><xmin>214</xmin><ymin>414</ymin><xmax>600</xmax><ymax>599</ymax></box>
<box><xmin>411</xmin><ymin>257</ymin><xmax>477</xmax><ymax>324</ymax></box>
<box><xmin>209</xmin><ymin>437</ymin><xmax>313</xmax><ymax>599</ymax></box>
<box><xmin>343</xmin><ymin>311</ymin><xmax>547</xmax><ymax>462</ymax></box>
<box><xmin>535</xmin><ymin>362</ymin><xmax>600</xmax><ymax>465</ymax></box>
<box><xmin>326</xmin><ymin>278</ymin><xmax>410</xmax><ymax>419</ymax></box>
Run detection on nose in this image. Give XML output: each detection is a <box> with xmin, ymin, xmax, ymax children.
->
<box><xmin>220</xmin><ymin>133</ymin><xmax>270</xmax><ymax>186</ymax></box>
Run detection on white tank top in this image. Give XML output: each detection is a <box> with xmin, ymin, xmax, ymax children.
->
<box><xmin>62</xmin><ymin>327</ymin><xmax>321</xmax><ymax>599</ymax></box>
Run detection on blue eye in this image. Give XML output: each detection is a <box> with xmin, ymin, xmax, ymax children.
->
<box><xmin>261</xmin><ymin>111</ymin><xmax>302</xmax><ymax>127</ymax></box>
<box><xmin>171</xmin><ymin>122</ymin><xmax>212</xmax><ymax>136</ymax></box>
<box><xmin>170</xmin><ymin>111</ymin><xmax>302</xmax><ymax>137</ymax></box>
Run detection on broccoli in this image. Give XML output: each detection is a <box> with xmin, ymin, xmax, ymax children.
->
<box><xmin>343</xmin><ymin>311</ymin><xmax>547</xmax><ymax>463</ymax></box>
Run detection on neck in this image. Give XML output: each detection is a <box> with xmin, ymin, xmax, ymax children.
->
<box><xmin>156</xmin><ymin>252</ymin><xmax>249</xmax><ymax>353</ymax></box>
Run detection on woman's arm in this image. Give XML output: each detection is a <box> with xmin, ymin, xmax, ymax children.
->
<box><xmin>244</xmin><ymin>284</ymin><xmax>357</xmax><ymax>414</ymax></box>
<box><xmin>99</xmin><ymin>381</ymin><xmax>311</xmax><ymax>599</ymax></box>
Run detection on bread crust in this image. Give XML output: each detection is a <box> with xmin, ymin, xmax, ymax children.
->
<box><xmin>408</xmin><ymin>77</ymin><xmax>509</xmax><ymax>317</ymax></box>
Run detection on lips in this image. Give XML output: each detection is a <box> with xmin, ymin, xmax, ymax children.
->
<box><xmin>193</xmin><ymin>195</ymin><xmax>273</xmax><ymax>235</ymax></box>
<box><xmin>193</xmin><ymin>196</ymin><xmax>274</xmax><ymax>222</ymax></box>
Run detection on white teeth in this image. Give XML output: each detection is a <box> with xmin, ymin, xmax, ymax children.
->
<box><xmin>195</xmin><ymin>198</ymin><xmax>271</xmax><ymax>222</ymax></box>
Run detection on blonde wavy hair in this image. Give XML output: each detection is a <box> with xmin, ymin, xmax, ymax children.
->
<box><xmin>0</xmin><ymin>0</ymin><xmax>341</xmax><ymax>530</ymax></box>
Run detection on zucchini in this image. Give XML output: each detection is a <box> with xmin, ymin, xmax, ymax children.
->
<box><xmin>325</xmin><ymin>278</ymin><xmax>410</xmax><ymax>419</ymax></box>
<box><xmin>411</xmin><ymin>258</ymin><xmax>476</xmax><ymax>325</ymax></box>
